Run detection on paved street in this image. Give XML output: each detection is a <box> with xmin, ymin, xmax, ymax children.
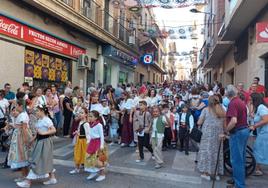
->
<box><xmin>0</xmin><ymin>138</ymin><xmax>268</xmax><ymax>188</ymax></box>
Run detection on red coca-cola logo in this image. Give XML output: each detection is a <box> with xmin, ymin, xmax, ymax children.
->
<box><xmin>72</xmin><ymin>47</ymin><xmax>84</xmax><ymax>56</ymax></box>
<box><xmin>0</xmin><ymin>18</ymin><xmax>20</xmax><ymax>36</ymax></box>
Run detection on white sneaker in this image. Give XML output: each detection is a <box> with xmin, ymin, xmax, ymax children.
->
<box><xmin>151</xmin><ymin>155</ymin><xmax>155</xmax><ymax>160</ymax></box>
<box><xmin>14</xmin><ymin>177</ymin><xmax>25</xmax><ymax>182</ymax></box>
<box><xmin>96</xmin><ymin>175</ymin><xmax>106</xmax><ymax>182</ymax></box>
<box><xmin>120</xmin><ymin>143</ymin><xmax>126</xmax><ymax>147</ymax></box>
<box><xmin>129</xmin><ymin>142</ymin><xmax>136</xmax><ymax>147</ymax></box>
<box><xmin>43</xmin><ymin>178</ymin><xmax>57</xmax><ymax>185</ymax></box>
<box><xmin>135</xmin><ymin>159</ymin><xmax>143</xmax><ymax>163</ymax></box>
<box><xmin>200</xmin><ymin>174</ymin><xmax>211</xmax><ymax>181</ymax></box>
<box><xmin>215</xmin><ymin>175</ymin><xmax>220</xmax><ymax>181</ymax></box>
<box><xmin>69</xmin><ymin>169</ymin><xmax>80</xmax><ymax>174</ymax></box>
<box><xmin>86</xmin><ymin>173</ymin><xmax>97</xmax><ymax>180</ymax></box>
<box><xmin>16</xmin><ymin>180</ymin><xmax>30</xmax><ymax>188</ymax></box>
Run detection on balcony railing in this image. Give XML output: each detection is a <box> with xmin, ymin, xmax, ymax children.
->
<box><xmin>80</xmin><ymin>0</ymin><xmax>139</xmax><ymax>48</ymax></box>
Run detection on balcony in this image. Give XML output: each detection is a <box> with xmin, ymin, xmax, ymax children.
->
<box><xmin>23</xmin><ymin>0</ymin><xmax>139</xmax><ymax>55</ymax></box>
<box><xmin>222</xmin><ymin>0</ymin><xmax>268</xmax><ymax>41</ymax></box>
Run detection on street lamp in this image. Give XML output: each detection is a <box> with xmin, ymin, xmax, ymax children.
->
<box><xmin>189</xmin><ymin>8</ymin><xmax>215</xmax><ymax>16</ymax></box>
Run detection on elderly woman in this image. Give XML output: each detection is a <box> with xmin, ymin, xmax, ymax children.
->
<box><xmin>62</xmin><ymin>88</ymin><xmax>73</xmax><ymax>137</ymax></box>
<box><xmin>197</xmin><ymin>95</ymin><xmax>225</xmax><ymax>180</ymax></box>
<box><xmin>249</xmin><ymin>93</ymin><xmax>268</xmax><ymax>176</ymax></box>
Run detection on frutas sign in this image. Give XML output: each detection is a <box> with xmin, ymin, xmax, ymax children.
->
<box><xmin>256</xmin><ymin>22</ymin><xmax>268</xmax><ymax>43</ymax></box>
<box><xmin>0</xmin><ymin>15</ymin><xmax>85</xmax><ymax>58</ymax></box>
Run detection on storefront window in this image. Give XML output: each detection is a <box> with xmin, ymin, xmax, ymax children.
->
<box><xmin>24</xmin><ymin>48</ymin><xmax>71</xmax><ymax>88</ymax></box>
<box><xmin>103</xmin><ymin>62</ymin><xmax>111</xmax><ymax>85</ymax></box>
<box><xmin>118</xmin><ymin>71</ymin><xmax>128</xmax><ymax>84</ymax></box>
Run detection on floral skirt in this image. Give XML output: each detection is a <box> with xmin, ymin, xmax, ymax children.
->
<box><xmin>84</xmin><ymin>144</ymin><xmax>108</xmax><ymax>173</ymax></box>
<box><xmin>8</xmin><ymin>128</ymin><xmax>33</xmax><ymax>169</ymax></box>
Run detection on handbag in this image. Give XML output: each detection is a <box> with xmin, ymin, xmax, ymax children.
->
<box><xmin>189</xmin><ymin>127</ymin><xmax>202</xmax><ymax>143</ymax></box>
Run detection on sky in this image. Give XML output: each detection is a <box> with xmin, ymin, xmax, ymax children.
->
<box><xmin>153</xmin><ymin>6</ymin><xmax>205</xmax><ymax>53</ymax></box>
<box><xmin>152</xmin><ymin>6</ymin><xmax>205</xmax><ymax>79</ymax></box>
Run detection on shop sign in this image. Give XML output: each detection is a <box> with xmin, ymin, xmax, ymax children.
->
<box><xmin>104</xmin><ymin>45</ymin><xmax>138</xmax><ymax>65</ymax></box>
<box><xmin>0</xmin><ymin>15</ymin><xmax>85</xmax><ymax>58</ymax></box>
<box><xmin>256</xmin><ymin>22</ymin><xmax>268</xmax><ymax>43</ymax></box>
<box><xmin>143</xmin><ymin>54</ymin><xmax>153</xmax><ymax>64</ymax></box>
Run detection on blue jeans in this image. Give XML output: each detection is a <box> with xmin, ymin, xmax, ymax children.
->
<box><xmin>53</xmin><ymin>111</ymin><xmax>61</xmax><ymax>129</ymax></box>
<box><xmin>229</xmin><ymin>128</ymin><xmax>250</xmax><ymax>188</ymax></box>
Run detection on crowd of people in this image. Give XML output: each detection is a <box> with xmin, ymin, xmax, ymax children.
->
<box><xmin>0</xmin><ymin>77</ymin><xmax>267</xmax><ymax>188</ymax></box>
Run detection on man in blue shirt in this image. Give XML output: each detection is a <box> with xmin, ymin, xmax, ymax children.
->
<box><xmin>4</xmin><ymin>83</ymin><xmax>15</xmax><ymax>104</ymax></box>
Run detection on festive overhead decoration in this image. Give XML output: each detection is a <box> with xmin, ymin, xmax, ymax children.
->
<box><xmin>112</xmin><ymin>0</ymin><xmax>206</xmax><ymax>8</ymax></box>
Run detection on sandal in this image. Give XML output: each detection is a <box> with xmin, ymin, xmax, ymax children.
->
<box><xmin>254</xmin><ymin>170</ymin><xmax>264</xmax><ymax>176</ymax></box>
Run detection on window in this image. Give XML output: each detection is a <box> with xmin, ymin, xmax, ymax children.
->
<box><xmin>234</xmin><ymin>30</ymin><xmax>248</xmax><ymax>64</ymax></box>
<box><xmin>83</xmin><ymin>0</ymin><xmax>96</xmax><ymax>21</ymax></box>
<box><xmin>62</xmin><ymin>0</ymin><xmax>73</xmax><ymax>7</ymax></box>
<box><xmin>145</xmin><ymin>13</ymin><xmax>147</xmax><ymax>31</ymax></box>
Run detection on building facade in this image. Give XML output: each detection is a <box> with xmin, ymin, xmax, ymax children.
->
<box><xmin>201</xmin><ymin>0</ymin><xmax>268</xmax><ymax>90</ymax></box>
<box><xmin>0</xmin><ymin>0</ymin><xmax>140</xmax><ymax>91</ymax></box>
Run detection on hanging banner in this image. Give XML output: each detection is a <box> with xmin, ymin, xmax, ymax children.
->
<box><xmin>0</xmin><ymin>15</ymin><xmax>86</xmax><ymax>58</ymax></box>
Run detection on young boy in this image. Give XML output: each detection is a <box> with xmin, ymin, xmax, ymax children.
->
<box><xmin>178</xmin><ymin>104</ymin><xmax>194</xmax><ymax>155</ymax></box>
<box><xmin>133</xmin><ymin>100</ymin><xmax>154</xmax><ymax>163</ymax></box>
<box><xmin>151</xmin><ymin>106</ymin><xmax>169</xmax><ymax>169</ymax></box>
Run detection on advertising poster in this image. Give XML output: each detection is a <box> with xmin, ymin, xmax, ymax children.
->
<box><xmin>25</xmin><ymin>49</ymin><xmax>69</xmax><ymax>82</ymax></box>
<box><xmin>25</xmin><ymin>64</ymin><xmax>34</xmax><ymax>77</ymax></box>
<box><xmin>56</xmin><ymin>70</ymin><xmax>62</xmax><ymax>82</ymax></box>
<box><xmin>42</xmin><ymin>54</ymin><xmax>49</xmax><ymax>68</ymax></box>
<box><xmin>25</xmin><ymin>50</ymin><xmax>35</xmax><ymax>64</ymax></box>
<box><xmin>41</xmin><ymin>67</ymin><xmax>49</xmax><ymax>80</ymax></box>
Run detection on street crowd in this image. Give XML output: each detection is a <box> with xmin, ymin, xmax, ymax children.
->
<box><xmin>0</xmin><ymin>77</ymin><xmax>268</xmax><ymax>188</ymax></box>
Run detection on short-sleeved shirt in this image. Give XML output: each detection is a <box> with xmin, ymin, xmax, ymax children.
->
<box><xmin>5</xmin><ymin>91</ymin><xmax>15</xmax><ymax>101</ymax></box>
<box><xmin>226</xmin><ymin>97</ymin><xmax>248</xmax><ymax>128</ymax></box>
<box><xmin>0</xmin><ymin>99</ymin><xmax>9</xmax><ymax>118</ymax></box>
<box><xmin>15</xmin><ymin>112</ymin><xmax>29</xmax><ymax>126</ymax></box>
<box><xmin>36</xmin><ymin>116</ymin><xmax>53</xmax><ymax>133</ymax></box>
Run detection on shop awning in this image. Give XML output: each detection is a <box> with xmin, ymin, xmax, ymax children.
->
<box><xmin>204</xmin><ymin>41</ymin><xmax>234</xmax><ymax>68</ymax></box>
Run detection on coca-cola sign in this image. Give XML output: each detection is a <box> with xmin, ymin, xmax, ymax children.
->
<box><xmin>0</xmin><ymin>15</ymin><xmax>85</xmax><ymax>57</ymax></box>
<box><xmin>0</xmin><ymin>16</ymin><xmax>21</xmax><ymax>39</ymax></box>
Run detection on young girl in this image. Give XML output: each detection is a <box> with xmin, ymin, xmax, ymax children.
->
<box><xmin>69</xmin><ymin>107</ymin><xmax>90</xmax><ymax>174</ymax></box>
<box><xmin>84</xmin><ymin>110</ymin><xmax>108</xmax><ymax>182</ymax></box>
<box><xmin>110</xmin><ymin>105</ymin><xmax>119</xmax><ymax>144</ymax></box>
<box><xmin>8</xmin><ymin>99</ymin><xmax>32</xmax><ymax>182</ymax></box>
<box><xmin>17</xmin><ymin>105</ymin><xmax>57</xmax><ymax>188</ymax></box>
<box><xmin>70</xmin><ymin>97</ymin><xmax>84</xmax><ymax>138</ymax></box>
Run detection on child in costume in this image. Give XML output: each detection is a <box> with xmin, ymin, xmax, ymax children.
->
<box><xmin>84</xmin><ymin>110</ymin><xmax>108</xmax><ymax>182</ymax></box>
<box><xmin>69</xmin><ymin>107</ymin><xmax>90</xmax><ymax>174</ymax></box>
<box><xmin>178</xmin><ymin>104</ymin><xmax>194</xmax><ymax>155</ymax></box>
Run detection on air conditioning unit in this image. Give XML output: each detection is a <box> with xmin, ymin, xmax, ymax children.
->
<box><xmin>78</xmin><ymin>54</ymin><xmax>91</xmax><ymax>69</ymax></box>
<box><xmin>129</xmin><ymin>36</ymin><xmax>135</xmax><ymax>45</ymax></box>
